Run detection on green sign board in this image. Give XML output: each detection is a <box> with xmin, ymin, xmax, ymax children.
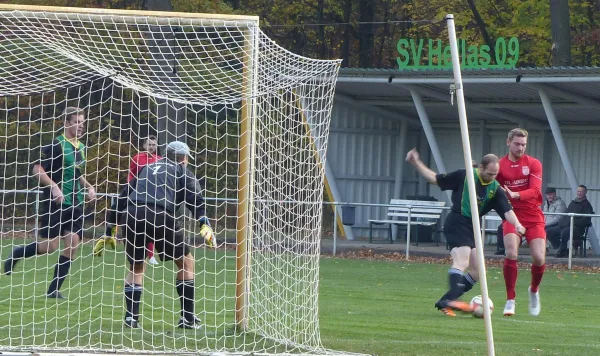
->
<box><xmin>396</xmin><ymin>37</ymin><xmax>519</xmax><ymax>70</ymax></box>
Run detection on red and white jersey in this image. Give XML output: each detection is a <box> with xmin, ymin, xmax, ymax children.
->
<box><xmin>497</xmin><ymin>154</ymin><xmax>544</xmax><ymax>223</ymax></box>
<box><xmin>128</xmin><ymin>152</ymin><xmax>162</xmax><ymax>182</ymax></box>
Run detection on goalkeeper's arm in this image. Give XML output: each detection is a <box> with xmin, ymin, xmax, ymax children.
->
<box><xmin>181</xmin><ymin>168</ymin><xmax>216</xmax><ymax>247</ymax></box>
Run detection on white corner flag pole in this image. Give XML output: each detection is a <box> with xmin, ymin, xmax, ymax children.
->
<box><xmin>446</xmin><ymin>14</ymin><xmax>495</xmax><ymax>356</ymax></box>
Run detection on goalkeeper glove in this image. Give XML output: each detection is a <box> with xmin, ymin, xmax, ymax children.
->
<box><xmin>199</xmin><ymin>224</ymin><xmax>216</xmax><ymax>248</ymax></box>
<box><xmin>93</xmin><ymin>226</ymin><xmax>118</xmax><ymax>257</ymax></box>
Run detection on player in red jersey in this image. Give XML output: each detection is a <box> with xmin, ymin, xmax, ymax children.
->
<box><xmin>496</xmin><ymin>128</ymin><xmax>545</xmax><ymax>317</ymax></box>
<box><xmin>129</xmin><ymin>136</ymin><xmax>162</xmax><ymax>265</ymax></box>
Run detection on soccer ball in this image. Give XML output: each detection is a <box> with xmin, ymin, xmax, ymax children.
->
<box><xmin>470</xmin><ymin>295</ymin><xmax>494</xmax><ymax>318</ymax></box>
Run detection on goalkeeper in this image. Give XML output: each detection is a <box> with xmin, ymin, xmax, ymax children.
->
<box><xmin>99</xmin><ymin>141</ymin><xmax>216</xmax><ymax>329</ymax></box>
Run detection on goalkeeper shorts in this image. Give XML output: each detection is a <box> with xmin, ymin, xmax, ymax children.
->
<box><xmin>122</xmin><ymin>205</ymin><xmax>190</xmax><ymax>263</ymax></box>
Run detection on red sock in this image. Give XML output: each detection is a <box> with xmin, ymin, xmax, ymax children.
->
<box><xmin>530</xmin><ymin>264</ymin><xmax>546</xmax><ymax>293</ymax></box>
<box><xmin>147</xmin><ymin>242</ymin><xmax>155</xmax><ymax>259</ymax></box>
<box><xmin>503</xmin><ymin>258</ymin><xmax>518</xmax><ymax>300</ymax></box>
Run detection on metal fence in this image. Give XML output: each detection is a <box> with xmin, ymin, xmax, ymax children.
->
<box><xmin>325</xmin><ymin>201</ymin><xmax>599</xmax><ymax>270</ymax></box>
<box><xmin>1</xmin><ymin>190</ymin><xmax>596</xmax><ymax>270</ymax></box>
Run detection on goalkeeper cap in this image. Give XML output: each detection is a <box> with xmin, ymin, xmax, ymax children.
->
<box><xmin>166</xmin><ymin>141</ymin><xmax>193</xmax><ymax>160</ymax></box>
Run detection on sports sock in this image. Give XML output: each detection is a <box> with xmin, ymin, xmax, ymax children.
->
<box><xmin>47</xmin><ymin>255</ymin><xmax>71</xmax><ymax>294</ymax></box>
<box><xmin>530</xmin><ymin>263</ymin><xmax>546</xmax><ymax>293</ymax></box>
<box><xmin>503</xmin><ymin>258</ymin><xmax>518</xmax><ymax>300</ymax></box>
<box><xmin>438</xmin><ymin>271</ymin><xmax>477</xmax><ymax>302</ymax></box>
<box><xmin>460</xmin><ymin>272</ymin><xmax>476</xmax><ymax>294</ymax></box>
<box><xmin>124</xmin><ymin>283</ymin><xmax>143</xmax><ymax>321</ymax></box>
<box><xmin>176</xmin><ymin>279</ymin><xmax>195</xmax><ymax>321</ymax></box>
<box><xmin>436</xmin><ymin>268</ymin><xmax>464</xmax><ymax>303</ymax></box>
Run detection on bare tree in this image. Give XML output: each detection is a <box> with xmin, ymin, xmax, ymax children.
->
<box><xmin>550</xmin><ymin>0</ymin><xmax>571</xmax><ymax>66</ymax></box>
<box><xmin>466</xmin><ymin>0</ymin><xmax>496</xmax><ymax>64</ymax></box>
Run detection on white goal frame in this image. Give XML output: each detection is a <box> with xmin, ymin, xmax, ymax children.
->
<box><xmin>0</xmin><ymin>4</ymin><xmax>346</xmax><ymax>355</ymax></box>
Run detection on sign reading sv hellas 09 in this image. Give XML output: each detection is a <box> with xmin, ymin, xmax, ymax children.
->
<box><xmin>396</xmin><ymin>37</ymin><xmax>519</xmax><ymax>70</ymax></box>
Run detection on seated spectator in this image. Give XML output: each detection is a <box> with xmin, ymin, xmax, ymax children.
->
<box><xmin>547</xmin><ymin>185</ymin><xmax>594</xmax><ymax>257</ymax></box>
<box><xmin>543</xmin><ymin>187</ymin><xmax>567</xmax><ymax>249</ymax></box>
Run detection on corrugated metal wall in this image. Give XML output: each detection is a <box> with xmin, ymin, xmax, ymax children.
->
<box><xmin>327</xmin><ymin>100</ymin><xmax>600</xmax><ymax>240</ymax></box>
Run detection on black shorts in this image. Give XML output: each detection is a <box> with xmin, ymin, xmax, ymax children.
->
<box><xmin>39</xmin><ymin>203</ymin><xmax>84</xmax><ymax>239</ymax></box>
<box><xmin>444</xmin><ymin>212</ymin><xmax>475</xmax><ymax>249</ymax></box>
<box><xmin>122</xmin><ymin>205</ymin><xmax>190</xmax><ymax>264</ymax></box>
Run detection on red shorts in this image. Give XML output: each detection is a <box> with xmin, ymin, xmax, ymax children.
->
<box><xmin>502</xmin><ymin>220</ymin><xmax>546</xmax><ymax>243</ymax></box>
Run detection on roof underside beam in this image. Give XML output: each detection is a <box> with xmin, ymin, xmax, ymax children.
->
<box><xmin>337</xmin><ymin>75</ymin><xmax>600</xmax><ymax>84</ymax></box>
<box><xmin>356</xmin><ymin>99</ymin><xmax>589</xmax><ymax>109</ymax></box>
<box><xmin>401</xmin><ymin>84</ymin><xmax>546</xmax><ymax>130</ymax></box>
<box><xmin>525</xmin><ymin>83</ymin><xmax>600</xmax><ymax>107</ymax></box>
<box><xmin>335</xmin><ymin>93</ymin><xmax>421</xmax><ymax>126</ymax></box>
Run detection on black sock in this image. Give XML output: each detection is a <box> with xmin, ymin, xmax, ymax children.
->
<box><xmin>124</xmin><ymin>283</ymin><xmax>143</xmax><ymax>321</ymax></box>
<box><xmin>12</xmin><ymin>242</ymin><xmax>38</xmax><ymax>259</ymax></box>
<box><xmin>176</xmin><ymin>279</ymin><xmax>195</xmax><ymax>321</ymax></box>
<box><xmin>47</xmin><ymin>255</ymin><xmax>71</xmax><ymax>294</ymax></box>
<box><xmin>438</xmin><ymin>268</ymin><xmax>464</xmax><ymax>302</ymax></box>
<box><xmin>460</xmin><ymin>273</ymin><xmax>476</xmax><ymax>295</ymax></box>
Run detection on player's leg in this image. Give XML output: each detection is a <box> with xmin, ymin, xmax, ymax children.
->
<box><xmin>46</xmin><ymin>207</ymin><xmax>83</xmax><ymax>298</ymax></box>
<box><xmin>502</xmin><ymin>221</ymin><xmax>520</xmax><ymax>316</ymax></box>
<box><xmin>3</xmin><ymin>204</ymin><xmax>61</xmax><ymax>275</ymax></box>
<box><xmin>159</xmin><ymin>212</ymin><xmax>200</xmax><ymax>329</ymax></box>
<box><xmin>460</xmin><ymin>247</ymin><xmax>480</xmax><ymax>296</ymax></box>
<box><xmin>123</xmin><ymin>206</ymin><xmax>147</xmax><ymax>328</ymax></box>
<box><xmin>173</xmin><ymin>253</ymin><xmax>199</xmax><ymax>328</ymax></box>
<box><xmin>124</xmin><ymin>261</ymin><xmax>146</xmax><ymax>328</ymax></box>
<box><xmin>147</xmin><ymin>242</ymin><xmax>159</xmax><ymax>265</ymax></box>
<box><xmin>527</xmin><ymin>224</ymin><xmax>547</xmax><ymax>316</ymax></box>
<box><xmin>435</xmin><ymin>246</ymin><xmax>473</xmax><ymax>315</ymax></box>
<box><xmin>436</xmin><ymin>247</ymin><xmax>478</xmax><ymax>308</ymax></box>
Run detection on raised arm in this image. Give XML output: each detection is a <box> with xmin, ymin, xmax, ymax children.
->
<box><xmin>405</xmin><ymin>148</ymin><xmax>438</xmax><ymax>184</ymax></box>
<box><xmin>182</xmin><ymin>169</ymin><xmax>208</xmax><ymax>225</ymax></box>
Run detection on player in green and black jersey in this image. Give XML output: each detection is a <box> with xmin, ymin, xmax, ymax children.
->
<box><xmin>4</xmin><ymin>107</ymin><xmax>96</xmax><ymax>299</ymax></box>
<box><xmin>406</xmin><ymin>149</ymin><xmax>526</xmax><ymax>316</ymax></box>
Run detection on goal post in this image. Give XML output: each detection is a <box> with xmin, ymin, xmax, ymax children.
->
<box><xmin>0</xmin><ymin>4</ymin><xmax>347</xmax><ymax>355</ymax></box>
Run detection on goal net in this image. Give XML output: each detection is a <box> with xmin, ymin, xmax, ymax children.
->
<box><xmin>0</xmin><ymin>5</ymin><xmax>344</xmax><ymax>355</ymax></box>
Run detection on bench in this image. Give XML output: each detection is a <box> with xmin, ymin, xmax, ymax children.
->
<box><xmin>368</xmin><ymin>199</ymin><xmax>445</xmax><ymax>244</ymax></box>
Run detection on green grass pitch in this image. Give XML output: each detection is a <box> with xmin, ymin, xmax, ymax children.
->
<box><xmin>1</xmin><ymin>239</ymin><xmax>600</xmax><ymax>355</ymax></box>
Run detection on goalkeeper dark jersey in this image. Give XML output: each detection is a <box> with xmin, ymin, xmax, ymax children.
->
<box><xmin>35</xmin><ymin>134</ymin><xmax>86</xmax><ymax>207</ymax></box>
<box><xmin>108</xmin><ymin>158</ymin><xmax>206</xmax><ymax>225</ymax></box>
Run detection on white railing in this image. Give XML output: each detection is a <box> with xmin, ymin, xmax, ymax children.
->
<box><xmin>0</xmin><ymin>190</ymin><xmax>596</xmax><ymax>270</ymax></box>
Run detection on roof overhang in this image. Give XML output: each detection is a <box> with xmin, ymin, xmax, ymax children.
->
<box><xmin>336</xmin><ymin>67</ymin><xmax>600</xmax><ymax>127</ymax></box>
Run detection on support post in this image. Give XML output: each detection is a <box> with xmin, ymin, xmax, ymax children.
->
<box><xmin>392</xmin><ymin>120</ymin><xmax>408</xmax><ymax>240</ymax></box>
<box><xmin>538</xmin><ymin>89</ymin><xmax>578</xmax><ymax>192</ymax></box>
<box><xmin>405</xmin><ymin>208</ymin><xmax>412</xmax><ymax>260</ymax></box>
<box><xmin>568</xmin><ymin>214</ymin><xmax>574</xmax><ymax>270</ymax></box>
<box><xmin>333</xmin><ymin>205</ymin><xmax>338</xmax><ymax>256</ymax></box>
<box><xmin>539</xmin><ymin>89</ymin><xmax>600</xmax><ymax>254</ymax></box>
<box><xmin>410</xmin><ymin>89</ymin><xmax>451</xmax><ymax>204</ymax></box>
<box><xmin>236</xmin><ymin>25</ymin><xmax>259</xmax><ymax>331</ymax></box>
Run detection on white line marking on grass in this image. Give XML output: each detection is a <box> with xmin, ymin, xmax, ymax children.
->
<box><xmin>388</xmin><ymin>339</ymin><xmax>600</xmax><ymax>348</ymax></box>
<box><xmin>499</xmin><ymin>318</ymin><xmax>600</xmax><ymax>330</ymax></box>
